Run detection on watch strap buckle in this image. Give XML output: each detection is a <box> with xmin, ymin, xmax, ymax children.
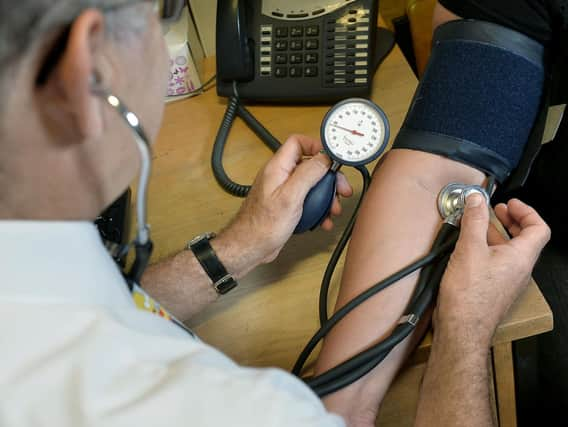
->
<box><xmin>214</xmin><ymin>274</ymin><xmax>238</xmax><ymax>295</ymax></box>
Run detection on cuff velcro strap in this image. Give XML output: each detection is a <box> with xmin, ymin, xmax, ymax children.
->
<box><xmin>393</xmin><ymin>19</ymin><xmax>546</xmax><ymax>183</ymax></box>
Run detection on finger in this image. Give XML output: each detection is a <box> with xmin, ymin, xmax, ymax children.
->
<box><xmin>320</xmin><ymin>217</ymin><xmax>334</xmax><ymax>231</ymax></box>
<box><xmin>282</xmin><ymin>153</ymin><xmax>331</xmax><ymax>202</ymax></box>
<box><xmin>270</xmin><ymin>135</ymin><xmax>323</xmax><ymax>174</ymax></box>
<box><xmin>329</xmin><ymin>196</ymin><xmax>342</xmax><ymax>217</ymax></box>
<box><xmin>487</xmin><ymin>222</ymin><xmax>509</xmax><ymax>245</ymax></box>
<box><xmin>494</xmin><ymin>203</ymin><xmax>511</xmax><ymax>227</ymax></box>
<box><xmin>509</xmin><ymin>223</ymin><xmax>523</xmax><ymax>238</ymax></box>
<box><xmin>487</xmin><ymin>207</ymin><xmax>511</xmax><ymax>245</ymax></box>
<box><xmin>505</xmin><ymin>199</ymin><xmax>551</xmax><ymax>255</ymax></box>
<box><xmin>336</xmin><ymin>172</ymin><xmax>353</xmax><ymax>198</ymax></box>
<box><xmin>456</xmin><ymin>193</ymin><xmax>490</xmax><ymax>252</ymax></box>
<box><xmin>494</xmin><ymin>202</ymin><xmax>524</xmax><ymax>237</ymax></box>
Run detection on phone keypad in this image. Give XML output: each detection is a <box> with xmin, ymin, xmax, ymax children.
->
<box><xmin>266</xmin><ymin>24</ymin><xmax>322</xmax><ymax>79</ymax></box>
<box><xmin>261</xmin><ymin>9</ymin><xmax>371</xmax><ymax>85</ymax></box>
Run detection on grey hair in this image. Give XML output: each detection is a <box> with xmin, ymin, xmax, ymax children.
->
<box><xmin>0</xmin><ymin>0</ymin><xmax>149</xmax><ymax>65</ymax></box>
<box><xmin>0</xmin><ymin>0</ymin><xmax>149</xmax><ymax>125</ymax></box>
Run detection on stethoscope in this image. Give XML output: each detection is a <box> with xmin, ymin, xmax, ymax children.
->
<box><xmin>213</xmin><ymin>95</ymin><xmax>495</xmax><ymax>397</ymax></box>
<box><xmin>91</xmin><ymin>86</ymin><xmax>154</xmax><ymax>290</ymax></box>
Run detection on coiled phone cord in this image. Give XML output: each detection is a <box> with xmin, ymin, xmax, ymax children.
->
<box><xmin>212</xmin><ymin>95</ymin><xmax>281</xmax><ymax>197</ymax></box>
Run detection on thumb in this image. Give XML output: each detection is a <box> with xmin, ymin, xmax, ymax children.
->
<box><xmin>457</xmin><ymin>193</ymin><xmax>490</xmax><ymax>251</ymax></box>
<box><xmin>282</xmin><ymin>153</ymin><xmax>331</xmax><ymax>201</ymax></box>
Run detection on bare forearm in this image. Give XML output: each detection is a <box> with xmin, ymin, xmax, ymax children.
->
<box><xmin>415</xmin><ymin>333</ymin><xmax>494</xmax><ymax>427</ymax></box>
<box><xmin>142</xmin><ymin>230</ymin><xmax>259</xmax><ymax>322</ymax></box>
<box><xmin>314</xmin><ymin>149</ymin><xmax>484</xmax><ymax>421</ymax></box>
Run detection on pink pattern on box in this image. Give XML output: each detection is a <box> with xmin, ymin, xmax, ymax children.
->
<box><xmin>167</xmin><ymin>54</ymin><xmax>196</xmax><ymax>96</ymax></box>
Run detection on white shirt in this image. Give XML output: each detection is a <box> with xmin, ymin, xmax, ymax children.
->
<box><xmin>0</xmin><ymin>221</ymin><xmax>344</xmax><ymax>427</ymax></box>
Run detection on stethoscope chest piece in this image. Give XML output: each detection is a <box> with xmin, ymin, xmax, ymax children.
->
<box><xmin>438</xmin><ymin>183</ymin><xmax>490</xmax><ymax>226</ymax></box>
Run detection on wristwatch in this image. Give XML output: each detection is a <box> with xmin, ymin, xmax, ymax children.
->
<box><xmin>188</xmin><ymin>232</ymin><xmax>238</xmax><ymax>295</ymax></box>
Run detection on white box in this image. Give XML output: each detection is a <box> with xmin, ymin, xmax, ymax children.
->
<box><xmin>165</xmin><ymin>6</ymin><xmax>203</xmax><ymax>101</ymax></box>
<box><xmin>187</xmin><ymin>0</ymin><xmax>217</xmax><ymax>57</ymax></box>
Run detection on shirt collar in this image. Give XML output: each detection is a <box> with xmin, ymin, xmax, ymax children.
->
<box><xmin>0</xmin><ymin>221</ymin><xmax>134</xmax><ymax>308</ymax></box>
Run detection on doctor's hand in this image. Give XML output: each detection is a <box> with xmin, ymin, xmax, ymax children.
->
<box><xmin>434</xmin><ymin>194</ymin><xmax>550</xmax><ymax>351</ymax></box>
<box><xmin>216</xmin><ymin>135</ymin><xmax>353</xmax><ymax>276</ymax></box>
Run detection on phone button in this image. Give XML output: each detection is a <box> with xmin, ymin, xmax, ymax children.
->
<box><xmin>289</xmin><ymin>66</ymin><xmax>303</xmax><ymax>78</ymax></box>
<box><xmin>290</xmin><ymin>26</ymin><xmax>304</xmax><ymax>37</ymax></box>
<box><xmin>275</xmin><ymin>40</ymin><xmax>288</xmax><ymax>51</ymax></box>
<box><xmin>305</xmin><ymin>53</ymin><xmax>318</xmax><ymax>63</ymax></box>
<box><xmin>275</xmin><ymin>54</ymin><xmax>288</xmax><ymax>64</ymax></box>
<box><xmin>290</xmin><ymin>53</ymin><xmax>303</xmax><ymax>64</ymax></box>
<box><xmin>306</xmin><ymin>39</ymin><xmax>319</xmax><ymax>50</ymax></box>
<box><xmin>305</xmin><ymin>66</ymin><xmax>318</xmax><ymax>77</ymax></box>
<box><xmin>275</xmin><ymin>67</ymin><xmax>287</xmax><ymax>78</ymax></box>
<box><xmin>288</xmin><ymin>13</ymin><xmax>309</xmax><ymax>19</ymax></box>
<box><xmin>275</xmin><ymin>27</ymin><xmax>288</xmax><ymax>38</ymax></box>
<box><xmin>306</xmin><ymin>26</ymin><xmax>320</xmax><ymax>36</ymax></box>
<box><xmin>290</xmin><ymin>40</ymin><xmax>303</xmax><ymax>50</ymax></box>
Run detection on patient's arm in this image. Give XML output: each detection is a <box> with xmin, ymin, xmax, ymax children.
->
<box><xmin>314</xmin><ymin>150</ymin><xmax>484</xmax><ymax>424</ymax></box>
<box><xmin>314</xmin><ymin>5</ymin><xmax>472</xmax><ymax>424</ymax></box>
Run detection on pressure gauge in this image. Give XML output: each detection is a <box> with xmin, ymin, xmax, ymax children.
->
<box><xmin>321</xmin><ymin>98</ymin><xmax>390</xmax><ymax>167</ymax></box>
<box><xmin>294</xmin><ymin>98</ymin><xmax>390</xmax><ymax>233</ymax></box>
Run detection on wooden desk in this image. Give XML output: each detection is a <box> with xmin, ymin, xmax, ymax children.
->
<box><xmin>151</xmin><ymin>38</ymin><xmax>552</xmax><ymax>427</ymax></box>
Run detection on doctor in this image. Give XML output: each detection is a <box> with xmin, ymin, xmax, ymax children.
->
<box><xmin>0</xmin><ymin>1</ymin><xmax>550</xmax><ymax>426</ymax></box>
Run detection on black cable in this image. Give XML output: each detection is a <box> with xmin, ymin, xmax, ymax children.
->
<box><xmin>211</xmin><ymin>96</ymin><xmax>247</xmax><ymax>196</ymax></box>
<box><xmin>318</xmin><ymin>165</ymin><xmax>372</xmax><ymax>326</ymax></box>
<box><xmin>486</xmin><ymin>175</ymin><xmax>496</xmax><ymax>196</ymax></box>
<box><xmin>407</xmin><ymin>223</ymin><xmax>458</xmax><ymax>307</ymax></box>
<box><xmin>306</xmin><ymin>226</ymin><xmax>456</xmax><ymax>395</ymax></box>
<box><xmin>310</xmin><ymin>250</ymin><xmax>453</xmax><ymax>396</ymax></box>
<box><xmin>211</xmin><ymin>96</ymin><xmax>281</xmax><ymax>197</ymax></box>
<box><xmin>237</xmin><ymin>104</ymin><xmax>281</xmax><ymax>152</ymax></box>
<box><xmin>292</xmin><ymin>234</ymin><xmax>458</xmax><ymax>376</ymax></box>
<box><xmin>187</xmin><ymin>74</ymin><xmax>217</xmax><ymax>95</ymax></box>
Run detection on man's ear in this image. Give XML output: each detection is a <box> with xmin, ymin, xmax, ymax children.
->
<box><xmin>40</xmin><ymin>9</ymin><xmax>107</xmax><ymax>141</ymax></box>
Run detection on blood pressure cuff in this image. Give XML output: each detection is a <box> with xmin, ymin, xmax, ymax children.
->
<box><xmin>393</xmin><ymin>19</ymin><xmax>546</xmax><ymax>183</ymax></box>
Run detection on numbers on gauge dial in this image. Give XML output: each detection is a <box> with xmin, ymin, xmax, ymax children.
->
<box><xmin>324</xmin><ymin>102</ymin><xmax>386</xmax><ymax>163</ymax></box>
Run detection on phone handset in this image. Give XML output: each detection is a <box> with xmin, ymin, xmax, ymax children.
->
<box><xmin>216</xmin><ymin>0</ymin><xmax>254</xmax><ymax>83</ymax></box>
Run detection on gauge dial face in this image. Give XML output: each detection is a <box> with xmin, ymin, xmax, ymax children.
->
<box><xmin>322</xmin><ymin>100</ymin><xmax>388</xmax><ymax>166</ymax></box>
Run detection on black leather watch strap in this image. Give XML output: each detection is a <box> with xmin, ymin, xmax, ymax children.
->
<box><xmin>188</xmin><ymin>234</ymin><xmax>238</xmax><ymax>295</ymax></box>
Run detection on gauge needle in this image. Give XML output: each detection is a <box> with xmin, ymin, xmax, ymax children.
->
<box><xmin>331</xmin><ymin>124</ymin><xmax>365</xmax><ymax>136</ymax></box>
